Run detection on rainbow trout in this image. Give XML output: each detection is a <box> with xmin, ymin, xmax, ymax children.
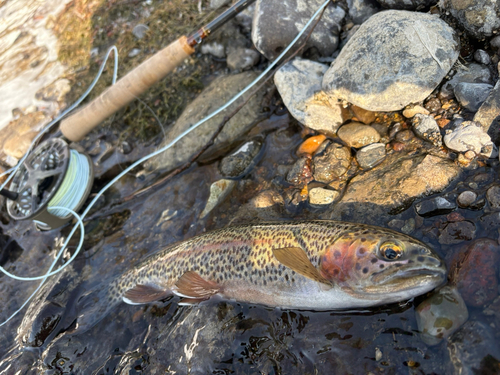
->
<box><xmin>78</xmin><ymin>221</ymin><xmax>446</xmax><ymax>328</ymax></box>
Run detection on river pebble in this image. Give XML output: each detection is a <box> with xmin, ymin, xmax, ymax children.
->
<box><xmin>356</xmin><ymin>143</ymin><xmax>386</xmax><ymax>169</ymax></box>
<box><xmin>457</xmin><ymin>191</ymin><xmax>477</xmax><ymax>208</ymax></box>
<box><xmin>412</xmin><ymin>114</ymin><xmax>442</xmax><ymax>147</ymax></box>
<box><xmin>440</xmin><ymin>0</ymin><xmax>500</xmax><ymax>39</ymax></box>
<box><xmin>132</xmin><ymin>24</ymin><xmax>149</xmax><ymax>39</ymax></box>
<box><xmin>394</xmin><ymin>129</ymin><xmax>414</xmax><ymax>143</ymax></box>
<box><xmin>402</xmin><ymin>105</ymin><xmax>429</xmax><ymax>118</ymax></box>
<box><xmin>424</xmin><ymin>97</ymin><xmax>442</xmax><ymax>113</ymax></box>
<box><xmin>309</xmin><ymin>187</ymin><xmax>339</xmax><ymax>206</ymax></box>
<box><xmin>337</xmin><ymin>122</ymin><xmax>380</xmax><ymax>148</ymax></box>
<box><xmin>252</xmin><ymin>0</ymin><xmax>345</xmax><ymax>60</ymax></box>
<box><xmin>474</xmin><ymin>78</ymin><xmax>500</xmax><ymax>145</ymax></box>
<box><xmin>219</xmin><ymin>138</ymin><xmax>263</xmax><ymax>178</ymax></box>
<box><xmin>313</xmin><ymin>141</ymin><xmax>352</xmax><ymax>183</ymax></box>
<box><xmin>287</xmin><ymin>157</ymin><xmax>313</xmax><ymax>186</ymax></box>
<box><xmin>438</xmin><ymin>221</ymin><xmax>476</xmax><ymax>245</ymax></box>
<box><xmin>454</xmin><ymin>82</ymin><xmax>493</xmax><ymax>112</ymax></box>
<box><xmin>415</xmin><ymin>286</ymin><xmax>468</xmax><ymax>346</ymax></box>
<box><xmin>350</xmin><ymin>105</ymin><xmax>376</xmax><ymax>125</ymax></box>
<box><xmin>473</xmin><ymin>49</ymin><xmax>491</xmax><ymax>65</ymax></box>
<box><xmin>486</xmin><ymin>185</ymin><xmax>500</xmax><ymax>208</ymax></box>
<box><xmin>447</xmin><ymin>320</ymin><xmax>500</xmax><ymax>375</ymax></box>
<box><xmin>440</xmin><ymin>63</ymin><xmax>493</xmax><ymax>100</ymax></box>
<box><xmin>376</xmin><ymin>0</ymin><xmax>434</xmax><ymax>10</ymax></box>
<box><xmin>322</xmin><ymin>10</ymin><xmax>459</xmax><ymax>111</ymax></box>
<box><xmin>451</xmin><ymin>238</ymin><xmax>499</xmax><ymax>307</ymax></box>
<box><xmin>200</xmin><ymin>179</ymin><xmax>237</xmax><ymax>218</ymax></box>
<box><xmin>274</xmin><ymin>58</ymin><xmax>347</xmax><ymax>135</ymax></box>
<box><xmin>226</xmin><ymin>48</ymin><xmax>260</xmax><ymax>71</ymax></box>
<box><xmin>443</xmin><ymin>121</ymin><xmax>498</xmax><ymax>158</ymax></box>
<box><xmin>346</xmin><ymin>0</ymin><xmax>379</xmax><ymax>24</ymax></box>
<box><xmin>415</xmin><ymin>196</ymin><xmax>456</xmax><ymax>217</ymax></box>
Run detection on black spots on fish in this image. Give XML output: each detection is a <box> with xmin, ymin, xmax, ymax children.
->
<box><xmin>244</xmin><ymin>271</ymin><xmax>248</xmax><ymax>277</ymax></box>
<box><xmin>417</xmin><ymin>256</ymin><xmax>425</xmax><ymax>263</ymax></box>
<box><xmin>285</xmin><ymin>274</ymin><xmax>289</xmax><ymax>282</ymax></box>
<box><xmin>274</xmin><ymin>275</ymin><xmax>278</xmax><ymax>281</ymax></box>
<box><xmin>408</xmin><ymin>259</ymin><xmax>414</xmax><ymax>264</ymax></box>
<box><xmin>395</xmin><ymin>263</ymin><xmax>404</xmax><ymax>267</ymax></box>
<box><xmin>379</xmin><ymin>264</ymin><xmax>385</xmax><ymax>269</ymax></box>
<box><xmin>263</xmin><ymin>279</ymin><xmax>267</xmax><ymax>286</ymax></box>
<box><xmin>361</xmin><ymin>238</ymin><xmax>366</xmax><ymax>242</ymax></box>
<box><xmin>370</xmin><ymin>258</ymin><xmax>378</xmax><ymax>264</ymax></box>
<box><xmin>334</xmin><ymin>250</ymin><xmax>342</xmax><ymax>259</ymax></box>
<box><xmin>355</xmin><ymin>263</ymin><xmax>362</xmax><ymax>271</ymax></box>
<box><xmin>362</xmin><ymin>230</ymin><xmax>369</xmax><ymax>235</ymax></box>
<box><xmin>362</xmin><ymin>267</ymin><xmax>369</xmax><ymax>274</ymax></box>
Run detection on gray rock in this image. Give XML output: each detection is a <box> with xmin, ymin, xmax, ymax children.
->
<box><xmin>252</xmin><ymin>0</ymin><xmax>345</xmax><ymax>60</ymax></box>
<box><xmin>226</xmin><ymin>48</ymin><xmax>260</xmax><ymax>71</ymax></box>
<box><xmin>347</xmin><ymin>0</ymin><xmax>379</xmax><ymax>24</ymax></box>
<box><xmin>219</xmin><ymin>138</ymin><xmax>263</xmax><ymax>178</ymax></box>
<box><xmin>415</xmin><ymin>196</ymin><xmax>456</xmax><ymax>217</ymax></box>
<box><xmin>486</xmin><ymin>185</ymin><xmax>500</xmax><ymax>208</ymax></box>
<box><xmin>200</xmin><ymin>179</ymin><xmax>237</xmax><ymax>218</ymax></box>
<box><xmin>440</xmin><ymin>63</ymin><xmax>493</xmax><ymax>100</ymax></box>
<box><xmin>376</xmin><ymin>0</ymin><xmax>436</xmax><ymax>10</ymax></box>
<box><xmin>132</xmin><ymin>24</ymin><xmax>149</xmax><ymax>39</ymax></box>
<box><xmin>313</xmin><ymin>141</ymin><xmax>352</xmax><ymax>183</ymax></box>
<box><xmin>309</xmin><ymin>187</ymin><xmax>340</xmax><ymax>206</ymax></box>
<box><xmin>457</xmin><ymin>191</ymin><xmax>477</xmax><ymax>207</ymax></box>
<box><xmin>491</xmin><ymin>35</ymin><xmax>500</xmax><ymax>50</ymax></box>
<box><xmin>356</xmin><ymin>143</ymin><xmax>386</xmax><ymax>169</ymax></box>
<box><xmin>287</xmin><ymin>157</ymin><xmax>313</xmax><ymax>185</ymax></box>
<box><xmin>474</xmin><ymin>77</ymin><xmax>500</xmax><ymax>145</ymax></box>
<box><xmin>234</xmin><ymin>2</ymin><xmax>255</xmax><ymax>33</ymax></box>
<box><xmin>274</xmin><ymin>58</ymin><xmax>346</xmax><ymax>135</ymax></box>
<box><xmin>454</xmin><ymin>82</ymin><xmax>493</xmax><ymax>112</ymax></box>
<box><xmin>447</xmin><ymin>320</ymin><xmax>500</xmax><ymax>375</ymax></box>
<box><xmin>443</xmin><ymin>121</ymin><xmax>498</xmax><ymax>158</ymax></box>
<box><xmin>412</xmin><ymin>114</ymin><xmax>442</xmax><ymax>146</ymax></box>
<box><xmin>201</xmin><ymin>42</ymin><xmax>226</xmax><ymax>58</ymax></box>
<box><xmin>440</xmin><ymin>0</ymin><xmax>500</xmax><ymax>39</ymax></box>
<box><xmin>474</xmin><ymin>49</ymin><xmax>491</xmax><ymax>65</ymax></box>
<box><xmin>145</xmin><ymin>72</ymin><xmax>266</xmax><ymax>173</ymax></box>
<box><xmin>323</xmin><ymin>10</ymin><xmax>459</xmax><ymax>112</ymax></box>
<box><xmin>337</xmin><ymin>122</ymin><xmax>381</xmax><ymax>148</ymax></box>
<box><xmin>401</xmin><ymin>217</ymin><xmax>415</xmax><ymax>234</ymax></box>
<box><xmin>210</xmin><ymin>0</ymin><xmax>231</xmax><ymax>8</ymax></box>
<box><xmin>128</xmin><ymin>48</ymin><xmax>141</xmax><ymax>57</ymax></box>
<box><xmin>340</xmin><ymin>25</ymin><xmax>361</xmax><ymax>49</ymax></box>
<box><xmin>438</xmin><ymin>221</ymin><xmax>476</xmax><ymax>244</ymax></box>
<box><xmin>340</xmin><ymin>153</ymin><xmax>460</xmax><ymax>212</ymax></box>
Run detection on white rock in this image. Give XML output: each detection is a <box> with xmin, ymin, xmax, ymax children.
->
<box><xmin>309</xmin><ymin>188</ymin><xmax>339</xmax><ymax>206</ymax></box>
<box><xmin>200</xmin><ymin>179</ymin><xmax>237</xmax><ymax>218</ymax></box>
<box><xmin>443</xmin><ymin>121</ymin><xmax>498</xmax><ymax>158</ymax></box>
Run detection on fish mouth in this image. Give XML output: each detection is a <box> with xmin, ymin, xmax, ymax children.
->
<box><xmin>370</xmin><ymin>266</ymin><xmax>447</xmax><ymax>286</ymax></box>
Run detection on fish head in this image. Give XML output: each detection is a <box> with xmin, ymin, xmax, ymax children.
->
<box><xmin>319</xmin><ymin>225</ymin><xmax>447</xmax><ymax>304</ymax></box>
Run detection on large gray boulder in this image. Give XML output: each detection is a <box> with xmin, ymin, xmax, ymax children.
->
<box><xmin>145</xmin><ymin>72</ymin><xmax>266</xmax><ymax>173</ymax></box>
<box><xmin>252</xmin><ymin>0</ymin><xmax>345</xmax><ymax>60</ymax></box>
<box><xmin>322</xmin><ymin>10</ymin><xmax>460</xmax><ymax>112</ymax></box>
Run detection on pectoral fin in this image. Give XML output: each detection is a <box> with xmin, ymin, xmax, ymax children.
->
<box><xmin>273</xmin><ymin>247</ymin><xmax>332</xmax><ymax>286</ymax></box>
<box><xmin>123</xmin><ymin>284</ymin><xmax>171</xmax><ymax>305</ymax></box>
<box><xmin>173</xmin><ymin>271</ymin><xmax>221</xmax><ymax>300</ymax></box>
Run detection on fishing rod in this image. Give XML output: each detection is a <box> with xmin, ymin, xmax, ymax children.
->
<box><xmin>1</xmin><ymin>0</ymin><xmax>256</xmax><ymax>230</ymax></box>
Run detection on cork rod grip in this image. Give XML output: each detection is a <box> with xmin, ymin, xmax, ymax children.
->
<box><xmin>60</xmin><ymin>36</ymin><xmax>195</xmax><ymax>142</ymax></box>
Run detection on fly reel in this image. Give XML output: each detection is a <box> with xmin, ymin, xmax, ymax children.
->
<box><xmin>6</xmin><ymin>138</ymin><xmax>94</xmax><ymax>230</ymax></box>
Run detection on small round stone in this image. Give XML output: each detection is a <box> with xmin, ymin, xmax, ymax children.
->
<box><xmin>337</xmin><ymin>122</ymin><xmax>381</xmax><ymax>148</ymax></box>
<box><xmin>309</xmin><ymin>187</ymin><xmax>339</xmax><ymax>206</ymax></box>
<box><xmin>457</xmin><ymin>191</ymin><xmax>477</xmax><ymax>207</ymax></box>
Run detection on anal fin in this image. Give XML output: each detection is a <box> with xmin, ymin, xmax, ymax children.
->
<box><xmin>173</xmin><ymin>271</ymin><xmax>221</xmax><ymax>299</ymax></box>
<box><xmin>123</xmin><ymin>284</ymin><xmax>171</xmax><ymax>305</ymax></box>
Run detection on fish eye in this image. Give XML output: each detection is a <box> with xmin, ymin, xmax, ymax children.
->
<box><xmin>379</xmin><ymin>241</ymin><xmax>403</xmax><ymax>260</ymax></box>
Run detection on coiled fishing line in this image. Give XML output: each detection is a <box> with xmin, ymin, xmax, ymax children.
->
<box><xmin>0</xmin><ymin>0</ymin><xmax>331</xmax><ymax>327</ymax></box>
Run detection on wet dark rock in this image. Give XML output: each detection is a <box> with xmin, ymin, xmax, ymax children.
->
<box><xmin>443</xmin><ymin>121</ymin><xmax>497</xmax><ymax>158</ymax></box>
<box><xmin>491</xmin><ymin>35</ymin><xmax>500</xmax><ymax>50</ymax></box>
<box><xmin>252</xmin><ymin>0</ymin><xmax>345</xmax><ymax>60</ymax></box>
<box><xmin>394</xmin><ymin>129</ymin><xmax>414</xmax><ymax>142</ymax></box>
<box><xmin>451</xmin><ymin>238</ymin><xmax>499</xmax><ymax>307</ymax></box>
<box><xmin>415</xmin><ymin>286</ymin><xmax>468</xmax><ymax>346</ymax></box>
<box><xmin>322</xmin><ymin>10</ymin><xmax>459</xmax><ymax>112</ymax></box>
<box><xmin>146</xmin><ymin>72</ymin><xmax>267</xmax><ymax>173</ymax></box>
<box><xmin>226</xmin><ymin>48</ymin><xmax>260</xmax><ymax>71</ymax></box>
<box><xmin>376</xmin><ymin>0</ymin><xmax>436</xmax><ymax>10</ymax></box>
<box><xmin>440</xmin><ymin>0</ymin><xmax>500</xmax><ymax>39</ymax></box>
<box><xmin>356</xmin><ymin>143</ymin><xmax>386</xmax><ymax>169</ymax></box>
<box><xmin>474</xmin><ymin>49</ymin><xmax>491</xmax><ymax>65</ymax></box>
<box><xmin>313</xmin><ymin>141</ymin><xmax>352</xmax><ymax>183</ymax></box>
<box><xmin>457</xmin><ymin>191</ymin><xmax>477</xmax><ymax>208</ymax></box>
<box><xmin>447</xmin><ymin>320</ymin><xmax>500</xmax><ymax>375</ymax></box>
<box><xmin>469</xmin><ymin>198</ymin><xmax>486</xmax><ymax>211</ymax></box>
<box><xmin>132</xmin><ymin>24</ymin><xmax>149</xmax><ymax>39</ymax></box>
<box><xmin>474</xmin><ymin>78</ymin><xmax>500</xmax><ymax>145</ymax></box>
<box><xmin>438</xmin><ymin>220</ymin><xmax>476</xmax><ymax>245</ymax></box>
<box><xmin>119</xmin><ymin>141</ymin><xmax>132</xmax><ymax>155</ymax></box>
<box><xmin>219</xmin><ymin>138</ymin><xmax>263</xmax><ymax>178</ymax></box>
<box><xmin>350</xmin><ymin>105</ymin><xmax>376</xmax><ymax>125</ymax></box>
<box><xmin>287</xmin><ymin>157</ymin><xmax>313</xmax><ymax>186</ymax></box>
<box><xmin>371</xmin><ymin>123</ymin><xmax>389</xmax><ymax>138</ymax></box>
<box><xmin>486</xmin><ymin>185</ymin><xmax>500</xmax><ymax>208</ymax></box>
<box><xmin>440</xmin><ymin>63</ymin><xmax>493</xmax><ymax>100</ymax></box>
<box><xmin>309</xmin><ymin>187</ymin><xmax>339</xmax><ymax>206</ymax></box>
<box><xmin>412</xmin><ymin>114</ymin><xmax>442</xmax><ymax>147</ymax></box>
<box><xmin>347</xmin><ymin>0</ymin><xmax>379</xmax><ymax>24</ymax></box>
<box><xmin>454</xmin><ymin>82</ymin><xmax>493</xmax><ymax>112</ymax></box>
<box><xmin>424</xmin><ymin>97</ymin><xmax>442</xmax><ymax>112</ymax></box>
<box><xmin>274</xmin><ymin>58</ymin><xmax>348</xmax><ymax>135</ymax></box>
<box><xmin>340</xmin><ymin>153</ymin><xmax>460</xmax><ymax>211</ymax></box>
<box><xmin>337</xmin><ymin>122</ymin><xmax>380</xmax><ymax>148</ymax></box>
<box><xmin>415</xmin><ymin>196</ymin><xmax>456</xmax><ymax>217</ymax></box>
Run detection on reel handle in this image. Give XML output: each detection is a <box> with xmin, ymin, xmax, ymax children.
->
<box><xmin>59</xmin><ymin>36</ymin><xmax>195</xmax><ymax>142</ymax></box>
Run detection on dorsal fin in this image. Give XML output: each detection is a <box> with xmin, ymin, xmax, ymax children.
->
<box><xmin>273</xmin><ymin>247</ymin><xmax>332</xmax><ymax>286</ymax></box>
<box><xmin>123</xmin><ymin>284</ymin><xmax>171</xmax><ymax>305</ymax></box>
<box><xmin>173</xmin><ymin>271</ymin><xmax>221</xmax><ymax>299</ymax></box>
